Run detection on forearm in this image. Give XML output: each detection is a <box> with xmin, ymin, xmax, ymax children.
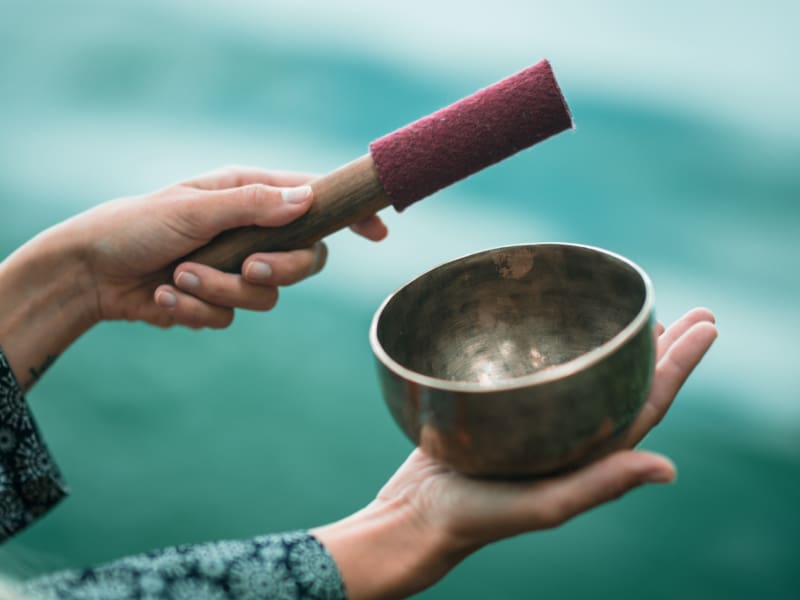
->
<box><xmin>0</xmin><ymin>223</ymin><xmax>97</xmax><ymax>390</ymax></box>
<box><xmin>312</xmin><ymin>498</ymin><xmax>462</xmax><ymax>600</ymax></box>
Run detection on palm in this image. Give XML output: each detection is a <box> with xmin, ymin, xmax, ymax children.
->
<box><xmin>77</xmin><ymin>188</ymin><xmax>223</xmax><ymax>325</ymax></box>
<box><xmin>378</xmin><ymin>308</ymin><xmax>717</xmax><ymax>551</ymax></box>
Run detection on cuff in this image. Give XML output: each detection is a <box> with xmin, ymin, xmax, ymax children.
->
<box><xmin>23</xmin><ymin>530</ymin><xmax>346</xmax><ymax>599</ymax></box>
<box><xmin>0</xmin><ymin>347</ymin><xmax>68</xmax><ymax>542</ymax></box>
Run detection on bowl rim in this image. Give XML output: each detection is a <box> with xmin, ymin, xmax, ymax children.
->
<box><xmin>369</xmin><ymin>242</ymin><xmax>655</xmax><ymax>392</ymax></box>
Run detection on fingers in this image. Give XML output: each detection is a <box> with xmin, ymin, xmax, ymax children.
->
<box><xmin>623</xmin><ymin>320</ymin><xmax>718</xmax><ymax>447</ymax></box>
<box><xmin>152</xmin><ymin>243</ymin><xmax>328</xmax><ymax>327</ymax></box>
<box><xmin>191</xmin><ymin>183</ymin><xmax>314</xmax><ymax>236</ymax></box>
<box><xmin>178</xmin><ymin>168</ymin><xmax>389</xmax><ymax>247</ymax></box>
<box><xmin>657</xmin><ymin>307</ymin><xmax>715</xmax><ymax>361</ymax></box>
<box><xmin>170</xmin><ymin>264</ymin><xmax>279</xmax><ymax>312</ymax></box>
<box><xmin>525</xmin><ymin>450</ymin><xmax>675</xmax><ymax>530</ymax></box>
<box><xmin>182</xmin><ymin>165</ymin><xmax>317</xmax><ymax>191</ymax></box>
<box><xmin>153</xmin><ymin>286</ymin><xmax>235</xmax><ymax>329</ymax></box>
<box><xmin>242</xmin><ymin>243</ymin><xmax>327</xmax><ymax>286</ymax></box>
<box><xmin>350</xmin><ymin>215</ymin><xmax>389</xmax><ymax>241</ymax></box>
<box><xmin>468</xmin><ymin>450</ymin><xmax>675</xmax><ymax>545</ymax></box>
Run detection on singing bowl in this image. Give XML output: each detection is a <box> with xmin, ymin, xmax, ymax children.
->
<box><xmin>370</xmin><ymin>243</ymin><xmax>656</xmax><ymax>477</ymax></box>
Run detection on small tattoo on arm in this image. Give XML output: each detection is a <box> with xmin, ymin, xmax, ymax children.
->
<box><xmin>26</xmin><ymin>354</ymin><xmax>59</xmax><ymax>389</ymax></box>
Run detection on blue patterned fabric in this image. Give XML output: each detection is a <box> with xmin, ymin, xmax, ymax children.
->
<box><xmin>21</xmin><ymin>531</ymin><xmax>345</xmax><ymax>599</ymax></box>
<box><xmin>0</xmin><ymin>346</ymin><xmax>346</xmax><ymax>599</ymax></box>
<box><xmin>0</xmin><ymin>347</ymin><xmax>68</xmax><ymax>541</ymax></box>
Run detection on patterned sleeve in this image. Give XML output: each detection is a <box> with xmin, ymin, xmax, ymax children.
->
<box><xmin>2</xmin><ymin>345</ymin><xmax>347</xmax><ymax>599</ymax></box>
<box><xmin>21</xmin><ymin>530</ymin><xmax>346</xmax><ymax>600</ymax></box>
<box><xmin>0</xmin><ymin>346</ymin><xmax>68</xmax><ymax>542</ymax></box>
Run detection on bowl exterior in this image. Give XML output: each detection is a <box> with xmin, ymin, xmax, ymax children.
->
<box><xmin>375</xmin><ymin>311</ymin><xmax>655</xmax><ymax>477</ymax></box>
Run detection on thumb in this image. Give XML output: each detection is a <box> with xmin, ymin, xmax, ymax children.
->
<box><xmin>186</xmin><ymin>183</ymin><xmax>313</xmax><ymax>237</ymax></box>
<box><xmin>504</xmin><ymin>450</ymin><xmax>676</xmax><ymax>534</ymax></box>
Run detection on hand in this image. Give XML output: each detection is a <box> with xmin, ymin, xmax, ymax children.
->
<box><xmin>71</xmin><ymin>165</ymin><xmax>387</xmax><ymax>329</ymax></box>
<box><xmin>313</xmin><ymin>308</ymin><xmax>717</xmax><ymax>599</ymax></box>
<box><xmin>0</xmin><ymin>166</ymin><xmax>387</xmax><ymax>388</ymax></box>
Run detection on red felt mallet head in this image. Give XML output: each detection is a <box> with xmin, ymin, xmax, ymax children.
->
<box><xmin>185</xmin><ymin>59</ymin><xmax>573</xmax><ymax>273</ymax></box>
<box><xmin>370</xmin><ymin>59</ymin><xmax>573</xmax><ymax>211</ymax></box>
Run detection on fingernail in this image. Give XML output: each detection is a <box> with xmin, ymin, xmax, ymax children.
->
<box><xmin>281</xmin><ymin>185</ymin><xmax>312</xmax><ymax>204</ymax></box>
<box><xmin>176</xmin><ymin>271</ymin><xmax>200</xmax><ymax>291</ymax></box>
<box><xmin>156</xmin><ymin>290</ymin><xmax>177</xmax><ymax>308</ymax></box>
<box><xmin>310</xmin><ymin>242</ymin><xmax>324</xmax><ymax>274</ymax></box>
<box><xmin>246</xmin><ymin>260</ymin><xmax>272</xmax><ymax>281</ymax></box>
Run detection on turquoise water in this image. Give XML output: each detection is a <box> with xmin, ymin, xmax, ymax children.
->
<box><xmin>1</xmin><ymin>1</ymin><xmax>798</xmax><ymax>598</ymax></box>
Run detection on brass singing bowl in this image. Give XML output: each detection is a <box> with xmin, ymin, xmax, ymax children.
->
<box><xmin>370</xmin><ymin>243</ymin><xmax>656</xmax><ymax>477</ymax></box>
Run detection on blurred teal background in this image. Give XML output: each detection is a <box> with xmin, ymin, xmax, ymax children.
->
<box><xmin>1</xmin><ymin>0</ymin><xmax>798</xmax><ymax>598</ymax></box>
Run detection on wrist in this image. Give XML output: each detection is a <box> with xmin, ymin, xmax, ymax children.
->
<box><xmin>0</xmin><ymin>224</ymin><xmax>98</xmax><ymax>389</ymax></box>
<box><xmin>311</xmin><ymin>497</ymin><xmax>464</xmax><ymax>600</ymax></box>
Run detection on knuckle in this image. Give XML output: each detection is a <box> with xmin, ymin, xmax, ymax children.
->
<box><xmin>243</xmin><ymin>286</ymin><xmax>278</xmax><ymax>311</ymax></box>
<box><xmin>640</xmin><ymin>403</ymin><xmax>663</xmax><ymax>430</ymax></box>
<box><xmin>219</xmin><ymin>165</ymin><xmax>246</xmax><ymax>187</ymax></box>
<box><xmin>176</xmin><ymin>303</ymin><xmax>205</xmax><ymax>330</ymax></box>
<box><xmin>240</xmin><ymin>185</ymin><xmax>280</xmax><ymax>225</ymax></box>
<box><xmin>154</xmin><ymin>314</ymin><xmax>175</xmax><ymax>329</ymax></box>
<box><xmin>606</xmin><ymin>479</ymin><xmax>630</xmax><ymax>502</ymax></box>
<box><xmin>212</xmin><ymin>310</ymin><xmax>235</xmax><ymax>329</ymax></box>
<box><xmin>289</xmin><ymin>255</ymin><xmax>312</xmax><ymax>280</ymax></box>
<box><xmin>179</xmin><ymin>315</ymin><xmax>202</xmax><ymax>330</ymax></box>
<box><xmin>614</xmin><ymin>464</ymin><xmax>644</xmax><ymax>496</ymax></box>
<box><xmin>241</xmin><ymin>183</ymin><xmax>266</xmax><ymax>205</ymax></box>
<box><xmin>203</xmin><ymin>278</ymin><xmax>227</xmax><ymax>301</ymax></box>
<box><xmin>271</xmin><ymin>257</ymin><xmax>302</xmax><ymax>285</ymax></box>
<box><xmin>184</xmin><ymin>318</ymin><xmax>203</xmax><ymax>330</ymax></box>
<box><xmin>259</xmin><ymin>287</ymin><xmax>279</xmax><ymax>310</ymax></box>
<box><xmin>535</xmin><ymin>503</ymin><xmax>567</xmax><ymax>529</ymax></box>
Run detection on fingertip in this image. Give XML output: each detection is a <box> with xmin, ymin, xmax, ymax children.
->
<box><xmin>689</xmin><ymin>321</ymin><xmax>719</xmax><ymax>350</ymax></box>
<box><xmin>636</xmin><ymin>452</ymin><xmax>677</xmax><ymax>484</ymax></box>
<box><xmin>155</xmin><ymin>285</ymin><xmax>178</xmax><ymax>309</ymax></box>
<box><xmin>697</xmin><ymin>320</ymin><xmax>719</xmax><ymax>339</ymax></box>
<box><xmin>598</xmin><ymin>450</ymin><xmax>675</xmax><ymax>484</ymax></box>
<box><xmin>688</xmin><ymin>306</ymin><xmax>716</xmax><ymax>325</ymax></box>
<box><xmin>350</xmin><ymin>216</ymin><xmax>389</xmax><ymax>241</ymax></box>
<box><xmin>173</xmin><ymin>261</ymin><xmax>201</xmax><ymax>278</ymax></box>
<box><xmin>209</xmin><ymin>308</ymin><xmax>235</xmax><ymax>329</ymax></box>
<box><xmin>674</xmin><ymin>321</ymin><xmax>719</xmax><ymax>355</ymax></box>
<box><xmin>372</xmin><ymin>222</ymin><xmax>389</xmax><ymax>241</ymax></box>
<box><xmin>281</xmin><ymin>185</ymin><xmax>313</xmax><ymax>205</ymax></box>
<box><xmin>242</xmin><ymin>258</ymin><xmax>274</xmax><ymax>283</ymax></box>
<box><xmin>369</xmin><ymin>215</ymin><xmax>389</xmax><ymax>240</ymax></box>
<box><xmin>244</xmin><ymin>245</ymin><xmax>328</xmax><ymax>286</ymax></box>
<box><xmin>175</xmin><ymin>270</ymin><xmax>200</xmax><ymax>293</ymax></box>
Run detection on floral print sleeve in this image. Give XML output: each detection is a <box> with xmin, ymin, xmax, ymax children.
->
<box><xmin>1</xmin><ymin>345</ymin><xmax>346</xmax><ymax>599</ymax></box>
<box><xmin>21</xmin><ymin>531</ymin><xmax>346</xmax><ymax>600</ymax></box>
<box><xmin>0</xmin><ymin>346</ymin><xmax>68</xmax><ymax>541</ymax></box>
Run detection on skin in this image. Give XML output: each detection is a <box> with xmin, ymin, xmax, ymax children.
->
<box><xmin>0</xmin><ymin>166</ymin><xmax>386</xmax><ymax>390</ymax></box>
<box><xmin>0</xmin><ymin>168</ymin><xmax>716</xmax><ymax>598</ymax></box>
<box><xmin>313</xmin><ymin>310</ymin><xmax>717</xmax><ymax>599</ymax></box>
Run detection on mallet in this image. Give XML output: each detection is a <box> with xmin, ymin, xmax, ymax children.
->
<box><xmin>185</xmin><ymin>59</ymin><xmax>573</xmax><ymax>273</ymax></box>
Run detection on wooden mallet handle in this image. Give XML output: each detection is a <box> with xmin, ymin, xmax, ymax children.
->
<box><xmin>183</xmin><ymin>60</ymin><xmax>572</xmax><ymax>275</ymax></box>
<box><xmin>183</xmin><ymin>155</ymin><xmax>390</xmax><ymax>274</ymax></box>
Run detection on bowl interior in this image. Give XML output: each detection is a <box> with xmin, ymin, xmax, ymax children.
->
<box><xmin>375</xmin><ymin>244</ymin><xmax>648</xmax><ymax>385</ymax></box>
